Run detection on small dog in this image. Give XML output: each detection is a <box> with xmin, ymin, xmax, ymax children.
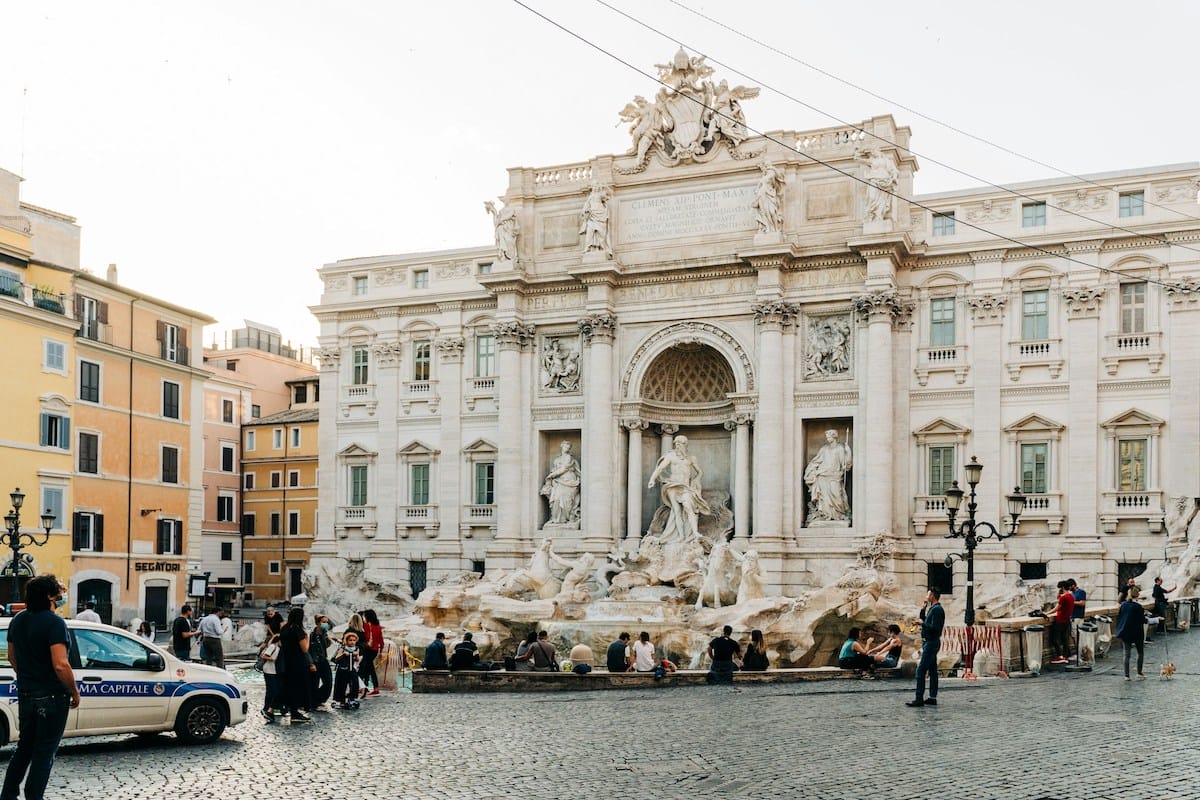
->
<box><xmin>1160</xmin><ymin>662</ymin><xmax>1177</xmax><ymax>679</ymax></box>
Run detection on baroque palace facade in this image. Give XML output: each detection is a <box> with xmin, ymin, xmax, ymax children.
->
<box><xmin>311</xmin><ymin>52</ymin><xmax>1200</xmax><ymax>605</ymax></box>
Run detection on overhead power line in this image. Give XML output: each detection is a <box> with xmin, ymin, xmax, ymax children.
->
<box><xmin>509</xmin><ymin>0</ymin><xmax>1196</xmax><ymax>292</ymax></box>
<box><xmin>594</xmin><ymin>0</ymin><xmax>1200</xmax><ymax>260</ymax></box>
<box><xmin>662</xmin><ymin>0</ymin><xmax>1200</xmax><ymax>227</ymax></box>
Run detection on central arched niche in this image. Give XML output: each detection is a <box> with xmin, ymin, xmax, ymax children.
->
<box><xmin>640</xmin><ymin>342</ymin><xmax>736</xmax><ymax>404</ymax></box>
<box><xmin>633</xmin><ymin>342</ymin><xmax>737</xmax><ymax>537</ymax></box>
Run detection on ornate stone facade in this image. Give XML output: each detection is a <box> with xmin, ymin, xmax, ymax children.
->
<box><xmin>311</xmin><ymin>48</ymin><xmax>1200</xmax><ymax>607</ymax></box>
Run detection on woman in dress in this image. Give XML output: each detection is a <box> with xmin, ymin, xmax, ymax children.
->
<box><xmin>540</xmin><ymin>442</ymin><xmax>581</xmax><ymax>526</ymax></box>
<box><xmin>277</xmin><ymin>607</ymin><xmax>313</xmax><ymax>722</ymax></box>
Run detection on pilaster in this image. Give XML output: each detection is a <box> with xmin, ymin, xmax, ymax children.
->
<box><xmin>579</xmin><ymin>312</ymin><xmax>618</xmax><ymax>553</ymax></box>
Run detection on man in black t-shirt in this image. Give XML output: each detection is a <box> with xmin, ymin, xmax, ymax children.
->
<box><xmin>171</xmin><ymin>604</ymin><xmax>199</xmax><ymax>661</ymax></box>
<box><xmin>0</xmin><ymin>574</ymin><xmax>80</xmax><ymax>800</ymax></box>
<box><xmin>706</xmin><ymin>625</ymin><xmax>741</xmax><ymax>684</ymax></box>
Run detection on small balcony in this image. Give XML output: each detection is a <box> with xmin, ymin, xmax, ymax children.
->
<box><xmin>343</xmin><ymin>384</ymin><xmax>376</xmax><ymax>403</ymax></box>
<box><xmin>32</xmin><ymin>288</ymin><xmax>66</xmax><ymax>315</ymax></box>
<box><xmin>0</xmin><ymin>273</ymin><xmax>20</xmax><ymax>299</ymax></box>
<box><xmin>77</xmin><ymin>321</ymin><xmax>114</xmax><ymax>344</ymax></box>
<box><xmin>1100</xmin><ymin>489</ymin><xmax>1165</xmax><ymax>534</ymax></box>
<box><xmin>914</xmin><ymin>344</ymin><xmax>969</xmax><ymax>386</ymax></box>
<box><xmin>401</xmin><ymin>380</ymin><xmax>439</xmax><ymax>415</ymax></box>
<box><xmin>1017</xmin><ymin>491</ymin><xmax>1065</xmax><ymax>533</ymax></box>
<box><xmin>1006</xmin><ymin>338</ymin><xmax>1064</xmax><ymax>381</ymax></box>
<box><xmin>397</xmin><ymin>504</ymin><xmax>439</xmax><ymax>538</ymax></box>
<box><xmin>911</xmin><ymin>495</ymin><xmax>949</xmax><ymax>535</ymax></box>
<box><xmin>1102</xmin><ymin>331</ymin><xmax>1164</xmax><ymax>376</ymax></box>
<box><xmin>337</xmin><ymin>506</ymin><xmax>376</xmax><ymax>525</ymax></box>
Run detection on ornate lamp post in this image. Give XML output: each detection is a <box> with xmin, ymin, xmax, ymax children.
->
<box><xmin>943</xmin><ymin>457</ymin><xmax>1026</xmax><ymax>672</ymax></box>
<box><xmin>0</xmin><ymin>488</ymin><xmax>56</xmax><ymax>606</ymax></box>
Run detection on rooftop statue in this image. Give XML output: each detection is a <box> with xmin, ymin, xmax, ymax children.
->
<box><xmin>618</xmin><ymin>49</ymin><xmax>760</xmax><ymax>171</ymax></box>
<box><xmin>483</xmin><ymin>199</ymin><xmax>519</xmax><ymax>264</ymax></box>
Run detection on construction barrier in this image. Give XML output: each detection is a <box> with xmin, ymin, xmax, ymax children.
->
<box><xmin>942</xmin><ymin>624</ymin><xmax>1005</xmax><ymax>677</ymax></box>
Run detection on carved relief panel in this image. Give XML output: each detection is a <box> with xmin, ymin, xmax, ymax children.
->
<box><xmin>540</xmin><ymin>334</ymin><xmax>582</xmax><ymax>395</ymax></box>
<box><xmin>802</xmin><ymin>313</ymin><xmax>854</xmax><ymax>381</ymax></box>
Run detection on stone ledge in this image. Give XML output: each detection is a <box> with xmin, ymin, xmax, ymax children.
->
<box><xmin>412</xmin><ymin>666</ymin><xmax>899</xmax><ymax>693</ymax></box>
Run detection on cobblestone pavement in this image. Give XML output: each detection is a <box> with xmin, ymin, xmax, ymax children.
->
<box><xmin>11</xmin><ymin>630</ymin><xmax>1200</xmax><ymax>800</ymax></box>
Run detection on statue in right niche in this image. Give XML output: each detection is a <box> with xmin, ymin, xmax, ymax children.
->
<box><xmin>804</xmin><ymin>429</ymin><xmax>852</xmax><ymax>523</ymax></box>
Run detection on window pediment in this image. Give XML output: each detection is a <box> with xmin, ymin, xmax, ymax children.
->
<box><xmin>399</xmin><ymin>440</ymin><xmax>440</xmax><ymax>458</ymax></box>
<box><xmin>337</xmin><ymin>443</ymin><xmax>378</xmax><ymax>461</ymax></box>
<box><xmin>1004</xmin><ymin>413</ymin><xmax>1064</xmax><ymax>434</ymax></box>
<box><xmin>462</xmin><ymin>438</ymin><xmax>497</xmax><ymax>455</ymax></box>
<box><xmin>1101</xmin><ymin>408</ymin><xmax>1164</xmax><ymax>433</ymax></box>
<box><xmin>913</xmin><ymin>417</ymin><xmax>970</xmax><ymax>437</ymax></box>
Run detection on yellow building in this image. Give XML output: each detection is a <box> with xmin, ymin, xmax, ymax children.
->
<box><xmin>70</xmin><ymin>267</ymin><xmax>214</xmax><ymax>626</ymax></box>
<box><xmin>0</xmin><ymin>168</ymin><xmax>82</xmax><ymax>604</ymax></box>
<box><xmin>241</xmin><ymin>376</ymin><xmax>320</xmax><ymax>605</ymax></box>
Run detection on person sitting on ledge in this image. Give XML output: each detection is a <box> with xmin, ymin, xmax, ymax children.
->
<box><xmin>423</xmin><ymin>632</ymin><xmax>448</xmax><ymax>670</ymax></box>
<box><xmin>527</xmin><ymin>631</ymin><xmax>558</xmax><ymax>672</ymax></box>
<box><xmin>868</xmin><ymin>624</ymin><xmax>903</xmax><ymax>669</ymax></box>
<box><xmin>837</xmin><ymin>627</ymin><xmax>875</xmax><ymax>673</ymax></box>
<box><xmin>448</xmin><ymin>632</ymin><xmax>481</xmax><ymax>671</ymax></box>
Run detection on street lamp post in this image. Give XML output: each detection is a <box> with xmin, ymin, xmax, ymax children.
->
<box><xmin>0</xmin><ymin>488</ymin><xmax>56</xmax><ymax>607</ymax></box>
<box><xmin>943</xmin><ymin>457</ymin><xmax>1026</xmax><ymax>673</ymax></box>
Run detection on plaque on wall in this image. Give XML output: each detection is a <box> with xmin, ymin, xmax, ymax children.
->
<box><xmin>619</xmin><ymin>186</ymin><xmax>755</xmax><ymax>244</ymax></box>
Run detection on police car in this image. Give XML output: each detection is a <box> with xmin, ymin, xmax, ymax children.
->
<box><xmin>0</xmin><ymin>617</ymin><xmax>247</xmax><ymax>744</ymax></box>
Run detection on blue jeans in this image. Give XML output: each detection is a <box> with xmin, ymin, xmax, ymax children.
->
<box><xmin>1</xmin><ymin>693</ymin><xmax>71</xmax><ymax>800</ymax></box>
<box><xmin>914</xmin><ymin>640</ymin><xmax>940</xmax><ymax>702</ymax></box>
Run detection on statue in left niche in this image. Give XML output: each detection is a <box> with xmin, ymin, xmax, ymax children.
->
<box><xmin>540</xmin><ymin>441</ymin><xmax>582</xmax><ymax>529</ymax></box>
<box><xmin>752</xmin><ymin>163</ymin><xmax>785</xmax><ymax>234</ymax></box>
<box><xmin>579</xmin><ymin>182</ymin><xmax>613</xmax><ymax>257</ymax></box>
<box><xmin>483</xmin><ymin>199</ymin><xmax>520</xmax><ymax>264</ymax></box>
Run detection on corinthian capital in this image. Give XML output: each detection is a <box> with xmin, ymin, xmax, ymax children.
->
<box><xmin>1061</xmin><ymin>286</ymin><xmax>1106</xmax><ymax>318</ymax></box>
<box><xmin>1165</xmin><ymin>277</ymin><xmax>1200</xmax><ymax>308</ymax></box>
<box><xmin>578</xmin><ymin>313</ymin><xmax>617</xmax><ymax>344</ymax></box>
<box><xmin>851</xmin><ymin>289</ymin><xmax>901</xmax><ymax>322</ymax></box>
<box><xmin>751</xmin><ymin>300</ymin><xmax>798</xmax><ymax>329</ymax></box>
<box><xmin>314</xmin><ymin>347</ymin><xmax>341</xmax><ymax>370</ymax></box>
<box><xmin>491</xmin><ymin>321</ymin><xmax>536</xmax><ymax>349</ymax></box>
<box><xmin>966</xmin><ymin>293</ymin><xmax>1007</xmax><ymax>323</ymax></box>
<box><xmin>435</xmin><ymin>336</ymin><xmax>466</xmax><ymax>361</ymax></box>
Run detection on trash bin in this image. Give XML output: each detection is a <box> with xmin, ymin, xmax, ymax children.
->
<box><xmin>1076</xmin><ymin>622</ymin><xmax>1098</xmax><ymax>669</ymax></box>
<box><xmin>1022</xmin><ymin>624</ymin><xmax>1045</xmax><ymax>673</ymax></box>
<box><xmin>1000</xmin><ymin>628</ymin><xmax>1025</xmax><ymax>673</ymax></box>
<box><xmin>1092</xmin><ymin>615</ymin><xmax>1112</xmax><ymax>658</ymax></box>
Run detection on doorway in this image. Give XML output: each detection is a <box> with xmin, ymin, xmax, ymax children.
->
<box><xmin>143</xmin><ymin>585</ymin><xmax>168</xmax><ymax>628</ymax></box>
<box><xmin>77</xmin><ymin>579</ymin><xmax>113</xmax><ymax>624</ymax></box>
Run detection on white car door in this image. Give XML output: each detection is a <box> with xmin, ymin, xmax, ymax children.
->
<box><xmin>0</xmin><ymin>625</ymin><xmax>78</xmax><ymax>741</ymax></box>
<box><xmin>71</xmin><ymin>627</ymin><xmax>173</xmax><ymax>732</ymax></box>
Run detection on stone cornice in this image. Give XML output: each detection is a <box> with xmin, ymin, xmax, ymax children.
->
<box><xmin>968</xmin><ymin>249</ymin><xmax>1007</xmax><ymax>265</ymax></box>
<box><xmin>999</xmin><ymin>384</ymin><xmax>1070</xmax><ymax>398</ymax></box>
<box><xmin>1097</xmin><ymin>378</ymin><xmax>1170</xmax><ymax>394</ymax></box>
<box><xmin>909</xmin><ymin>389</ymin><xmax>972</xmax><ymax>404</ymax></box>
<box><xmin>566</xmin><ymin>262</ymin><xmax>621</xmax><ymax>287</ymax></box>
<box><xmin>788</xmin><ymin>253</ymin><xmax>866</xmax><ymax>272</ymax></box>
<box><xmin>794</xmin><ymin>390</ymin><xmax>858</xmax><ymax>407</ymax></box>
<box><xmin>847</xmin><ymin>232</ymin><xmax>915</xmax><ymax>262</ymax></box>
<box><xmin>1062</xmin><ymin>239</ymin><xmax>1105</xmax><ymax>254</ymax></box>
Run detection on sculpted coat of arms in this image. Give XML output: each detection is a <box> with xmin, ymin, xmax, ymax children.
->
<box><xmin>617</xmin><ymin>49</ymin><xmax>759</xmax><ymax>172</ymax></box>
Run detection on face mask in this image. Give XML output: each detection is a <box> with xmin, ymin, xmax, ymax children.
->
<box><xmin>320</xmin><ymin>622</ymin><xmax>329</xmax><ymax>631</ymax></box>
<box><xmin>55</xmin><ymin>595</ymin><xmax>66</xmax><ymax>610</ymax></box>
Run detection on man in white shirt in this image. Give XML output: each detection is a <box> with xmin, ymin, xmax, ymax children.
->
<box><xmin>198</xmin><ymin>608</ymin><xmax>227</xmax><ymax>669</ymax></box>
<box><xmin>632</xmin><ymin>631</ymin><xmax>656</xmax><ymax>672</ymax></box>
<box><xmin>75</xmin><ymin>601</ymin><xmax>101</xmax><ymax>623</ymax></box>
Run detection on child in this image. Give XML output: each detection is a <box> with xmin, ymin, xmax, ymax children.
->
<box><xmin>331</xmin><ymin>631</ymin><xmax>363</xmax><ymax>709</ymax></box>
<box><xmin>259</xmin><ymin>633</ymin><xmax>281</xmax><ymax>722</ymax></box>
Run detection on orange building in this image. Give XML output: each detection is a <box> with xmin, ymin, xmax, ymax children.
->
<box><xmin>70</xmin><ymin>265</ymin><xmax>214</xmax><ymax>627</ymax></box>
<box><xmin>201</xmin><ymin>322</ymin><xmax>316</xmax><ymax>609</ymax></box>
<box><xmin>241</xmin><ymin>376</ymin><xmax>320</xmax><ymax>605</ymax></box>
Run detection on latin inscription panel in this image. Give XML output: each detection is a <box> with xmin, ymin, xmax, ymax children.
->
<box><xmin>619</xmin><ymin>186</ymin><xmax>755</xmax><ymax>243</ymax></box>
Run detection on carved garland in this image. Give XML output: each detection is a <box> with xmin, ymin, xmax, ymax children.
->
<box><xmin>621</xmin><ymin>320</ymin><xmax>755</xmax><ymax>396</ymax></box>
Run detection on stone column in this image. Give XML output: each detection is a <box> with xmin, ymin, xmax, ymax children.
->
<box><xmin>579</xmin><ymin>313</ymin><xmax>617</xmax><ymax>552</ymax></box>
<box><xmin>434</xmin><ymin>336</ymin><xmax>465</xmax><ymax>543</ymax></box>
<box><xmin>1166</xmin><ymin>279</ymin><xmax>1200</xmax><ymax>498</ymax></box>
<box><xmin>624</xmin><ymin>419</ymin><xmax>648</xmax><ymax>546</ymax></box>
<box><xmin>491</xmin><ymin>322</ymin><xmax>535</xmax><ymax>548</ymax></box>
<box><xmin>965</xmin><ymin>292</ymin><xmax>1007</xmax><ymax>530</ymax></box>
<box><xmin>852</xmin><ymin>290</ymin><xmax>901</xmax><ymax>535</ymax></box>
<box><xmin>725</xmin><ymin>415</ymin><xmax>753</xmax><ymax>541</ymax></box>
<box><xmin>311</xmin><ymin>346</ymin><xmax>342</xmax><ymax>561</ymax></box>
<box><xmin>1062</xmin><ymin>286</ymin><xmax>1106</xmax><ymax>537</ymax></box>
<box><xmin>752</xmin><ymin>301</ymin><xmax>796</xmax><ymax>540</ymax></box>
<box><xmin>659</xmin><ymin>423</ymin><xmax>678</xmax><ymax>459</ymax></box>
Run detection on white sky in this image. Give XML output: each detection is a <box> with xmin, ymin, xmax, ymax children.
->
<box><xmin>4</xmin><ymin>1</ymin><xmax>1198</xmax><ymax>347</ymax></box>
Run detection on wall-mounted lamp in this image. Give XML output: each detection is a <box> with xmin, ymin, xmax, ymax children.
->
<box><xmin>139</xmin><ymin>508</ymin><xmax>162</xmax><ymax>517</ymax></box>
